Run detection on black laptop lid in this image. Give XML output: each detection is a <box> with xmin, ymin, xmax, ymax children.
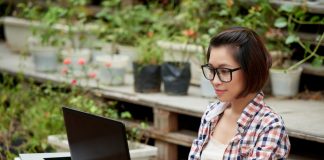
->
<box><xmin>62</xmin><ymin>107</ymin><xmax>131</xmax><ymax>160</ymax></box>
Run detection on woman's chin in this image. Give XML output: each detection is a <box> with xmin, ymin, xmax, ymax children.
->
<box><xmin>216</xmin><ymin>96</ymin><xmax>227</xmax><ymax>102</ymax></box>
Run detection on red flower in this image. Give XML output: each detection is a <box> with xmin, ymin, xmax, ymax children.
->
<box><xmin>105</xmin><ymin>62</ymin><xmax>112</xmax><ymax>68</ymax></box>
<box><xmin>63</xmin><ymin>58</ymin><xmax>71</xmax><ymax>65</ymax></box>
<box><xmin>71</xmin><ymin>79</ymin><xmax>77</xmax><ymax>85</ymax></box>
<box><xmin>183</xmin><ymin>29</ymin><xmax>196</xmax><ymax>38</ymax></box>
<box><xmin>265</xmin><ymin>28</ymin><xmax>284</xmax><ymax>39</ymax></box>
<box><xmin>78</xmin><ymin>58</ymin><xmax>86</xmax><ymax>65</ymax></box>
<box><xmin>147</xmin><ymin>31</ymin><xmax>154</xmax><ymax>38</ymax></box>
<box><xmin>44</xmin><ymin>112</ymin><xmax>50</xmax><ymax>118</ymax></box>
<box><xmin>88</xmin><ymin>72</ymin><xmax>96</xmax><ymax>79</ymax></box>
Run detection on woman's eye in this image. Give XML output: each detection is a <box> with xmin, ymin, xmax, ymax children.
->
<box><xmin>219</xmin><ymin>69</ymin><xmax>230</xmax><ymax>74</ymax></box>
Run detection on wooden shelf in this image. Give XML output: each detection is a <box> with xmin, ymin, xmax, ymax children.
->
<box><xmin>302</xmin><ymin>63</ymin><xmax>324</xmax><ymax>76</ymax></box>
<box><xmin>295</xmin><ymin>31</ymin><xmax>324</xmax><ymax>47</ymax></box>
<box><xmin>269</xmin><ymin>0</ymin><xmax>324</xmax><ymax>14</ymax></box>
<box><xmin>122</xmin><ymin>120</ymin><xmax>196</xmax><ymax>147</ymax></box>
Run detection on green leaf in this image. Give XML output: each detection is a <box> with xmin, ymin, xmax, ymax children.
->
<box><xmin>295</xmin><ymin>10</ymin><xmax>305</xmax><ymax>19</ymax></box>
<box><xmin>140</xmin><ymin>122</ymin><xmax>148</xmax><ymax>129</ymax></box>
<box><xmin>310</xmin><ymin>16</ymin><xmax>320</xmax><ymax>22</ymax></box>
<box><xmin>274</xmin><ymin>17</ymin><xmax>288</xmax><ymax>28</ymax></box>
<box><xmin>279</xmin><ymin>4</ymin><xmax>295</xmax><ymax>13</ymax></box>
<box><xmin>219</xmin><ymin>10</ymin><xmax>228</xmax><ymax>16</ymax></box>
<box><xmin>311</xmin><ymin>57</ymin><xmax>323</xmax><ymax>67</ymax></box>
<box><xmin>121</xmin><ymin>111</ymin><xmax>132</xmax><ymax>119</ymax></box>
<box><xmin>285</xmin><ymin>34</ymin><xmax>299</xmax><ymax>44</ymax></box>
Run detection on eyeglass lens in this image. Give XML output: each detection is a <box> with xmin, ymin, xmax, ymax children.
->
<box><xmin>202</xmin><ymin>66</ymin><xmax>233</xmax><ymax>82</ymax></box>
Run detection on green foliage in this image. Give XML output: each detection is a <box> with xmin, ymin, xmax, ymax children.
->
<box><xmin>0</xmin><ymin>73</ymin><xmax>128</xmax><ymax>159</ymax></box>
<box><xmin>16</xmin><ymin>2</ymin><xmax>41</xmax><ymax>20</ymax></box>
<box><xmin>127</xmin><ymin>122</ymin><xmax>149</xmax><ymax>144</ymax></box>
<box><xmin>272</xmin><ymin>3</ymin><xmax>324</xmax><ymax>70</ymax></box>
<box><xmin>96</xmin><ymin>1</ymin><xmax>169</xmax><ymax>45</ymax></box>
<box><xmin>17</xmin><ymin>1</ymin><xmax>73</xmax><ymax>47</ymax></box>
<box><xmin>136</xmin><ymin>37</ymin><xmax>164</xmax><ymax>65</ymax></box>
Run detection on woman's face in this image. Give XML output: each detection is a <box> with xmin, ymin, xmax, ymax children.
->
<box><xmin>208</xmin><ymin>46</ymin><xmax>245</xmax><ymax>102</ymax></box>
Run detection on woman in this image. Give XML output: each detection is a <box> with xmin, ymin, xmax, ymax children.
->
<box><xmin>189</xmin><ymin>27</ymin><xmax>290</xmax><ymax>160</ymax></box>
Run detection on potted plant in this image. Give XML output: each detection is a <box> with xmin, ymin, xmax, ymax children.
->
<box><xmin>95</xmin><ymin>54</ymin><xmax>129</xmax><ymax>86</ymax></box>
<box><xmin>133</xmin><ymin>34</ymin><xmax>163</xmax><ymax>93</ymax></box>
<box><xmin>268</xmin><ymin>3</ymin><xmax>324</xmax><ymax>97</ymax></box>
<box><xmin>0</xmin><ymin>2</ymin><xmax>41</xmax><ymax>53</ymax></box>
<box><xmin>58</xmin><ymin>0</ymin><xmax>94</xmax><ymax>72</ymax></box>
<box><xmin>96</xmin><ymin>2</ymin><xmax>168</xmax><ymax>72</ymax></box>
<box><xmin>27</xmin><ymin>5</ymin><xmax>66</xmax><ymax>73</ymax></box>
<box><xmin>265</xmin><ymin>27</ymin><xmax>303</xmax><ymax>97</ymax></box>
<box><xmin>158</xmin><ymin>28</ymin><xmax>203</xmax><ymax>95</ymax></box>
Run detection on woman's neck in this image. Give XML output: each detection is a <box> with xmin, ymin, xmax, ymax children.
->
<box><xmin>227</xmin><ymin>92</ymin><xmax>257</xmax><ymax>115</ymax></box>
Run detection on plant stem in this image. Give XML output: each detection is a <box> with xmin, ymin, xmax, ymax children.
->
<box><xmin>287</xmin><ymin>33</ymin><xmax>324</xmax><ymax>71</ymax></box>
<box><xmin>291</xmin><ymin>16</ymin><xmax>324</xmax><ymax>25</ymax></box>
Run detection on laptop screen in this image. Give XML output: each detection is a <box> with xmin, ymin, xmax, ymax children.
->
<box><xmin>62</xmin><ymin>107</ymin><xmax>131</xmax><ymax>160</ymax></box>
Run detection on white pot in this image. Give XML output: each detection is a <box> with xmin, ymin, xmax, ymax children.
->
<box><xmin>95</xmin><ymin>55</ymin><xmax>129</xmax><ymax>85</ymax></box>
<box><xmin>118</xmin><ymin>45</ymin><xmax>137</xmax><ymax>73</ymax></box>
<box><xmin>2</xmin><ymin>17</ymin><xmax>33</xmax><ymax>53</ymax></box>
<box><xmin>30</xmin><ymin>46</ymin><xmax>59</xmax><ymax>72</ymax></box>
<box><xmin>270</xmin><ymin>67</ymin><xmax>303</xmax><ymax>97</ymax></box>
<box><xmin>47</xmin><ymin>135</ymin><xmax>157</xmax><ymax>160</ymax></box>
<box><xmin>200</xmin><ymin>75</ymin><xmax>216</xmax><ymax>98</ymax></box>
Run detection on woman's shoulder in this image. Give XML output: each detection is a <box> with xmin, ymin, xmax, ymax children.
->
<box><xmin>256</xmin><ymin>104</ymin><xmax>286</xmax><ymax>128</ymax></box>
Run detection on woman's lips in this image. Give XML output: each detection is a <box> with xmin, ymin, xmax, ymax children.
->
<box><xmin>215</xmin><ymin>89</ymin><xmax>226</xmax><ymax>95</ymax></box>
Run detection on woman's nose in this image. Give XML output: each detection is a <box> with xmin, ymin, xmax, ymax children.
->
<box><xmin>211</xmin><ymin>74</ymin><xmax>222</xmax><ymax>85</ymax></box>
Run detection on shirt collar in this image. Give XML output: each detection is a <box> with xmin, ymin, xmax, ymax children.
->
<box><xmin>236</xmin><ymin>92</ymin><xmax>265</xmax><ymax>133</ymax></box>
<box><xmin>205</xmin><ymin>101</ymin><xmax>228</xmax><ymax>122</ymax></box>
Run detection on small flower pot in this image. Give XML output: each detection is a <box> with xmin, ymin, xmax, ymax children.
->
<box><xmin>161</xmin><ymin>61</ymin><xmax>191</xmax><ymax>95</ymax></box>
<box><xmin>30</xmin><ymin>46</ymin><xmax>59</xmax><ymax>72</ymax></box>
<box><xmin>95</xmin><ymin>55</ymin><xmax>129</xmax><ymax>86</ymax></box>
<box><xmin>270</xmin><ymin>67</ymin><xmax>303</xmax><ymax>97</ymax></box>
<box><xmin>133</xmin><ymin>62</ymin><xmax>161</xmax><ymax>93</ymax></box>
<box><xmin>2</xmin><ymin>17</ymin><xmax>33</xmax><ymax>53</ymax></box>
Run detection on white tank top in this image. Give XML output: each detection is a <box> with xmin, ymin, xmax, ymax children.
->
<box><xmin>201</xmin><ymin>138</ymin><xmax>228</xmax><ymax>160</ymax></box>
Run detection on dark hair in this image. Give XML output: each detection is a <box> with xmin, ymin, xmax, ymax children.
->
<box><xmin>206</xmin><ymin>27</ymin><xmax>272</xmax><ymax>97</ymax></box>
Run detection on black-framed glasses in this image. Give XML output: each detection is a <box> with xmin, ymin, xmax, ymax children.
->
<box><xmin>201</xmin><ymin>64</ymin><xmax>241</xmax><ymax>83</ymax></box>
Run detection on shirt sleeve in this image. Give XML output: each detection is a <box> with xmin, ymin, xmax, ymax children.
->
<box><xmin>249</xmin><ymin>117</ymin><xmax>291</xmax><ymax>160</ymax></box>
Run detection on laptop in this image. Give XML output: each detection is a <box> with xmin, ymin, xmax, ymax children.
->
<box><xmin>19</xmin><ymin>106</ymin><xmax>131</xmax><ymax>160</ymax></box>
<box><xmin>17</xmin><ymin>107</ymin><xmax>130</xmax><ymax>160</ymax></box>
<box><xmin>62</xmin><ymin>106</ymin><xmax>131</xmax><ymax>160</ymax></box>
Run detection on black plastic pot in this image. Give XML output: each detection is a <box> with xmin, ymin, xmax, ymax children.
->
<box><xmin>161</xmin><ymin>61</ymin><xmax>191</xmax><ymax>95</ymax></box>
<box><xmin>133</xmin><ymin>62</ymin><xmax>161</xmax><ymax>93</ymax></box>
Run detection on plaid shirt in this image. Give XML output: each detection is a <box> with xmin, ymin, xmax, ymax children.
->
<box><xmin>189</xmin><ymin>92</ymin><xmax>290</xmax><ymax>160</ymax></box>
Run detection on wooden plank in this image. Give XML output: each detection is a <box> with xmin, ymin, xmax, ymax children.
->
<box><xmin>302</xmin><ymin>63</ymin><xmax>324</xmax><ymax>77</ymax></box>
<box><xmin>269</xmin><ymin>0</ymin><xmax>324</xmax><ymax>14</ymax></box>
<box><xmin>154</xmin><ymin>109</ymin><xmax>178</xmax><ymax>132</ymax></box>
<box><xmin>154</xmin><ymin>109</ymin><xmax>178</xmax><ymax>160</ymax></box>
<box><xmin>122</xmin><ymin>119</ymin><xmax>195</xmax><ymax>147</ymax></box>
<box><xmin>288</xmin><ymin>130</ymin><xmax>324</xmax><ymax>144</ymax></box>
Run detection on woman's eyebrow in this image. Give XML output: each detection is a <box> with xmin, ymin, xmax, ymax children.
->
<box><xmin>208</xmin><ymin>63</ymin><xmax>232</xmax><ymax>68</ymax></box>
